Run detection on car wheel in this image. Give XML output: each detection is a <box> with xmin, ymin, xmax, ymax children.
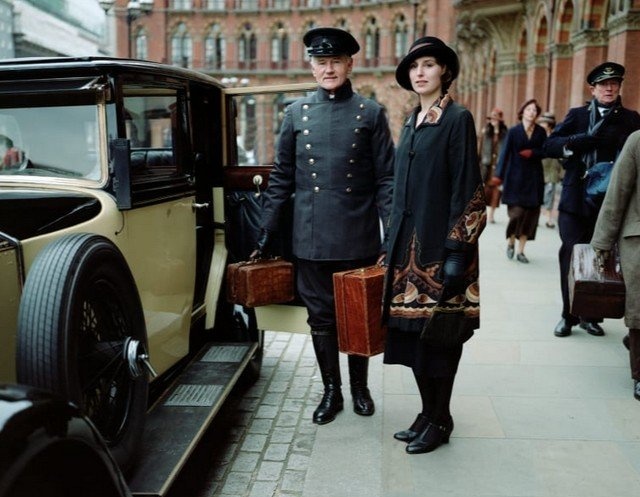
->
<box><xmin>16</xmin><ymin>233</ymin><xmax>148</xmax><ymax>471</ymax></box>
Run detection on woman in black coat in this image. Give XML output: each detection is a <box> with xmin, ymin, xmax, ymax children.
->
<box><xmin>382</xmin><ymin>37</ymin><xmax>486</xmax><ymax>454</ymax></box>
<box><xmin>493</xmin><ymin>98</ymin><xmax>546</xmax><ymax>263</ymax></box>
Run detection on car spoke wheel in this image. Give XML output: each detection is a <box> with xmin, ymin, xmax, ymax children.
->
<box><xmin>17</xmin><ymin>233</ymin><xmax>148</xmax><ymax>470</ymax></box>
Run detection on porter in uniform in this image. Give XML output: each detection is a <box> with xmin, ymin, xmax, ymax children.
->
<box><xmin>254</xmin><ymin>27</ymin><xmax>394</xmax><ymax>424</ymax></box>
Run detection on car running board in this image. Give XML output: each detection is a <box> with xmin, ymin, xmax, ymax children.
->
<box><xmin>126</xmin><ymin>341</ymin><xmax>258</xmax><ymax>496</ymax></box>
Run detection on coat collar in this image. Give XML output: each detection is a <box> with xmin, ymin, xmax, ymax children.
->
<box><xmin>315</xmin><ymin>79</ymin><xmax>354</xmax><ymax>101</ymax></box>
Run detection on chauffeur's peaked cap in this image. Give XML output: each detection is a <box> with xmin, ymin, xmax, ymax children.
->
<box><xmin>303</xmin><ymin>27</ymin><xmax>360</xmax><ymax>56</ymax></box>
<box><xmin>587</xmin><ymin>62</ymin><xmax>625</xmax><ymax>85</ymax></box>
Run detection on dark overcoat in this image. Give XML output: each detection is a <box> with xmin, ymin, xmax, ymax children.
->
<box><xmin>545</xmin><ymin>100</ymin><xmax>640</xmax><ymax>217</ymax></box>
<box><xmin>382</xmin><ymin>101</ymin><xmax>486</xmax><ymax>331</ymax></box>
<box><xmin>494</xmin><ymin>123</ymin><xmax>546</xmax><ymax>208</ymax></box>
<box><xmin>261</xmin><ymin>81</ymin><xmax>395</xmax><ymax>261</ymax></box>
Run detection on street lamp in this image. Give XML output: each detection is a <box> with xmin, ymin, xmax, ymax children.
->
<box><xmin>408</xmin><ymin>0</ymin><xmax>419</xmax><ymax>40</ymax></box>
<box><xmin>99</xmin><ymin>0</ymin><xmax>154</xmax><ymax>58</ymax></box>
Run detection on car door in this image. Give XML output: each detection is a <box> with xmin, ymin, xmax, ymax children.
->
<box><xmin>221</xmin><ymin>83</ymin><xmax>317</xmax><ymax>334</ymax></box>
<box><xmin>118</xmin><ymin>80</ymin><xmax>197</xmax><ymax>374</ymax></box>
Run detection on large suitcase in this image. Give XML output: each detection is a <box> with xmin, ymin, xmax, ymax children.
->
<box><xmin>568</xmin><ymin>244</ymin><xmax>625</xmax><ymax>319</ymax></box>
<box><xmin>227</xmin><ymin>258</ymin><xmax>294</xmax><ymax>308</ymax></box>
<box><xmin>333</xmin><ymin>265</ymin><xmax>387</xmax><ymax>357</ymax></box>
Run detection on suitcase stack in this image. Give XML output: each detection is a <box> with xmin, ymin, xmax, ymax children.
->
<box><xmin>333</xmin><ymin>265</ymin><xmax>387</xmax><ymax>356</ymax></box>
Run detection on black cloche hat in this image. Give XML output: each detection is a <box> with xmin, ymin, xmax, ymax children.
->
<box><xmin>395</xmin><ymin>36</ymin><xmax>460</xmax><ymax>91</ymax></box>
<box><xmin>587</xmin><ymin>62</ymin><xmax>625</xmax><ymax>85</ymax></box>
<box><xmin>303</xmin><ymin>27</ymin><xmax>360</xmax><ymax>57</ymax></box>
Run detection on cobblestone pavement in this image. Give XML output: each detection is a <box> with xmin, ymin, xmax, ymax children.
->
<box><xmin>167</xmin><ymin>332</ymin><xmax>321</xmax><ymax>497</ymax></box>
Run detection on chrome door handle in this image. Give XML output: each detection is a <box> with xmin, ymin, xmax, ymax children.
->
<box><xmin>253</xmin><ymin>174</ymin><xmax>263</xmax><ymax>197</ymax></box>
<box><xmin>192</xmin><ymin>202</ymin><xmax>210</xmax><ymax>211</ymax></box>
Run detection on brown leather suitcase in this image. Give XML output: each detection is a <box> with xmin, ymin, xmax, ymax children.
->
<box><xmin>569</xmin><ymin>244</ymin><xmax>625</xmax><ymax>319</ymax></box>
<box><xmin>333</xmin><ymin>265</ymin><xmax>387</xmax><ymax>357</ymax></box>
<box><xmin>227</xmin><ymin>259</ymin><xmax>294</xmax><ymax>307</ymax></box>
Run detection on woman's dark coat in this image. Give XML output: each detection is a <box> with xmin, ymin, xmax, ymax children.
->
<box><xmin>382</xmin><ymin>101</ymin><xmax>486</xmax><ymax>331</ymax></box>
<box><xmin>494</xmin><ymin>123</ymin><xmax>546</xmax><ymax>208</ymax></box>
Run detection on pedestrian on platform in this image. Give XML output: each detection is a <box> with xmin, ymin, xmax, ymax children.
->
<box><xmin>251</xmin><ymin>27</ymin><xmax>395</xmax><ymax>424</ymax></box>
<box><xmin>537</xmin><ymin>112</ymin><xmax>563</xmax><ymax>229</ymax></box>
<box><xmin>382</xmin><ymin>36</ymin><xmax>486</xmax><ymax>454</ymax></box>
<box><xmin>492</xmin><ymin>98</ymin><xmax>546</xmax><ymax>263</ymax></box>
<box><xmin>591</xmin><ymin>129</ymin><xmax>640</xmax><ymax>401</ymax></box>
<box><xmin>479</xmin><ymin>108</ymin><xmax>508</xmax><ymax>224</ymax></box>
<box><xmin>545</xmin><ymin>62</ymin><xmax>640</xmax><ymax>338</ymax></box>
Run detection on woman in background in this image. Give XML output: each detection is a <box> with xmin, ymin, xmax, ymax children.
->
<box><xmin>479</xmin><ymin>108</ymin><xmax>508</xmax><ymax>223</ymax></box>
<box><xmin>493</xmin><ymin>98</ymin><xmax>546</xmax><ymax>263</ymax></box>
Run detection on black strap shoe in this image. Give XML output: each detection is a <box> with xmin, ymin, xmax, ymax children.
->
<box><xmin>579</xmin><ymin>321</ymin><xmax>605</xmax><ymax>336</ymax></box>
<box><xmin>406</xmin><ymin>417</ymin><xmax>453</xmax><ymax>454</ymax></box>
<box><xmin>394</xmin><ymin>413</ymin><xmax>429</xmax><ymax>442</ymax></box>
<box><xmin>634</xmin><ymin>381</ymin><xmax>640</xmax><ymax>401</ymax></box>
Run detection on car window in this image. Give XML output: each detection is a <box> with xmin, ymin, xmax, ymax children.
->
<box><xmin>123</xmin><ymin>92</ymin><xmax>182</xmax><ymax>181</ymax></box>
<box><xmin>0</xmin><ymin>101</ymin><xmax>104</xmax><ymax>182</ymax></box>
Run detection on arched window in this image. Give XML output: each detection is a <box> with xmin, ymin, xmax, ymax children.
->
<box><xmin>134</xmin><ymin>29</ymin><xmax>148</xmax><ymax>60</ymax></box>
<box><xmin>271</xmin><ymin>22</ymin><xmax>289</xmax><ymax>69</ymax></box>
<box><xmin>393</xmin><ymin>14</ymin><xmax>409</xmax><ymax>64</ymax></box>
<box><xmin>171</xmin><ymin>23</ymin><xmax>192</xmax><ymax>68</ymax></box>
<box><xmin>238</xmin><ymin>24</ymin><xmax>257</xmax><ymax>70</ymax></box>
<box><xmin>364</xmin><ymin>18</ymin><xmax>380</xmax><ymax>67</ymax></box>
<box><xmin>204</xmin><ymin>24</ymin><xmax>225</xmax><ymax>70</ymax></box>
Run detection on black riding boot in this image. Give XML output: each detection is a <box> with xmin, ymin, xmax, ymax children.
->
<box><xmin>311</xmin><ymin>332</ymin><xmax>344</xmax><ymax>424</ymax></box>
<box><xmin>348</xmin><ymin>355</ymin><xmax>375</xmax><ymax>416</ymax></box>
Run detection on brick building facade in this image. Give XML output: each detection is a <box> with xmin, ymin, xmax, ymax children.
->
<box><xmin>108</xmin><ymin>0</ymin><xmax>640</xmax><ymax>138</ymax></box>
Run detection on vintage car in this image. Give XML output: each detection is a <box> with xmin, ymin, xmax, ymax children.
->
<box><xmin>0</xmin><ymin>57</ymin><xmax>313</xmax><ymax>495</ymax></box>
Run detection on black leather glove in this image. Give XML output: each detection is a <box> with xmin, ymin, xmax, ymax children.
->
<box><xmin>442</xmin><ymin>250</ymin><xmax>466</xmax><ymax>288</ymax></box>
<box><xmin>249</xmin><ymin>229</ymin><xmax>272</xmax><ymax>260</ymax></box>
<box><xmin>566</xmin><ymin>133</ymin><xmax>600</xmax><ymax>153</ymax></box>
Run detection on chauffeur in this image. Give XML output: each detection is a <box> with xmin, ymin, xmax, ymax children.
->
<box><xmin>545</xmin><ymin>62</ymin><xmax>640</xmax><ymax>338</ymax></box>
<box><xmin>252</xmin><ymin>27</ymin><xmax>394</xmax><ymax>424</ymax></box>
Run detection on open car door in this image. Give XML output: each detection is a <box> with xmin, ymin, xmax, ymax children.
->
<box><xmin>221</xmin><ymin>82</ymin><xmax>317</xmax><ymax>334</ymax></box>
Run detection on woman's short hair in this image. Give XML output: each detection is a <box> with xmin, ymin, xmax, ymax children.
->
<box><xmin>517</xmin><ymin>99</ymin><xmax>542</xmax><ymax>120</ymax></box>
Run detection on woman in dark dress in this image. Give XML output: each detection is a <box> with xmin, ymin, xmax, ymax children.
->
<box><xmin>492</xmin><ymin>98</ymin><xmax>546</xmax><ymax>263</ymax></box>
<box><xmin>382</xmin><ymin>37</ymin><xmax>486</xmax><ymax>454</ymax></box>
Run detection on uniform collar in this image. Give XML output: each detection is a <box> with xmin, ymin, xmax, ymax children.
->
<box><xmin>316</xmin><ymin>79</ymin><xmax>354</xmax><ymax>101</ymax></box>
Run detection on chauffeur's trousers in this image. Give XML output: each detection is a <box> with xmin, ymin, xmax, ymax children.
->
<box><xmin>296</xmin><ymin>257</ymin><xmax>378</xmax><ymax>422</ymax></box>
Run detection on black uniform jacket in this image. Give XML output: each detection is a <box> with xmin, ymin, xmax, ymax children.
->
<box><xmin>261</xmin><ymin>81</ymin><xmax>395</xmax><ymax>261</ymax></box>
<box><xmin>545</xmin><ymin>100</ymin><xmax>640</xmax><ymax>216</ymax></box>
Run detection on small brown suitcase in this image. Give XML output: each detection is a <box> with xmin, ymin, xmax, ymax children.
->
<box><xmin>333</xmin><ymin>265</ymin><xmax>387</xmax><ymax>357</ymax></box>
<box><xmin>569</xmin><ymin>243</ymin><xmax>625</xmax><ymax>319</ymax></box>
<box><xmin>227</xmin><ymin>258</ymin><xmax>294</xmax><ymax>308</ymax></box>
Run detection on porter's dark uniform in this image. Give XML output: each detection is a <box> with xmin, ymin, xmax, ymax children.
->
<box><xmin>257</xmin><ymin>27</ymin><xmax>394</xmax><ymax>424</ymax></box>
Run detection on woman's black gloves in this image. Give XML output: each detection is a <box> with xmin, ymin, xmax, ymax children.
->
<box><xmin>566</xmin><ymin>133</ymin><xmax>600</xmax><ymax>153</ymax></box>
<box><xmin>442</xmin><ymin>250</ymin><xmax>467</xmax><ymax>288</ymax></box>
